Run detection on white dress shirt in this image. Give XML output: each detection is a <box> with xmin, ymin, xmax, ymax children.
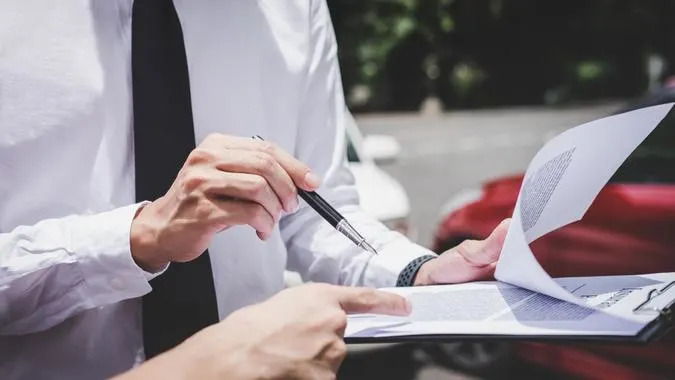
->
<box><xmin>0</xmin><ymin>0</ymin><xmax>433</xmax><ymax>378</ymax></box>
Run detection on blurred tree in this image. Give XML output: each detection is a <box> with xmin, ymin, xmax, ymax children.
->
<box><xmin>328</xmin><ymin>0</ymin><xmax>675</xmax><ymax>112</ymax></box>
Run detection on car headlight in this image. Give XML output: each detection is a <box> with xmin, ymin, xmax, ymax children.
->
<box><xmin>382</xmin><ymin>217</ymin><xmax>416</xmax><ymax>241</ymax></box>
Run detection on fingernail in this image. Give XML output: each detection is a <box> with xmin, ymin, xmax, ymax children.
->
<box><xmin>405</xmin><ymin>299</ymin><xmax>413</xmax><ymax>314</ymax></box>
<box><xmin>304</xmin><ymin>172</ymin><xmax>320</xmax><ymax>189</ymax></box>
<box><xmin>284</xmin><ymin>197</ymin><xmax>299</xmax><ymax>213</ymax></box>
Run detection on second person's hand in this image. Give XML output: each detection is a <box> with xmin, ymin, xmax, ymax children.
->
<box><xmin>117</xmin><ymin>284</ymin><xmax>411</xmax><ymax>380</ymax></box>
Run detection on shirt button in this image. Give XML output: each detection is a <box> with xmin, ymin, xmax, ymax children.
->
<box><xmin>109</xmin><ymin>277</ymin><xmax>126</xmax><ymax>290</ymax></box>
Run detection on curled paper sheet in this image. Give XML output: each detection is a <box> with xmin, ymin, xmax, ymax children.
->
<box><xmin>495</xmin><ymin>103</ymin><xmax>674</xmax><ymax>316</ymax></box>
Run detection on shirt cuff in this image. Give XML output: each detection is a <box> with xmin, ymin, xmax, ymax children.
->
<box><xmin>361</xmin><ymin>232</ymin><xmax>437</xmax><ymax>288</ymax></box>
<box><xmin>69</xmin><ymin>203</ymin><xmax>157</xmax><ymax>307</ymax></box>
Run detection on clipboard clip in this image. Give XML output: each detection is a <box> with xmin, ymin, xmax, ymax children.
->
<box><xmin>633</xmin><ymin>280</ymin><xmax>675</xmax><ymax>320</ymax></box>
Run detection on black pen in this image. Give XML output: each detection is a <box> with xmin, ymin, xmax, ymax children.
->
<box><xmin>252</xmin><ymin>135</ymin><xmax>378</xmax><ymax>255</ymax></box>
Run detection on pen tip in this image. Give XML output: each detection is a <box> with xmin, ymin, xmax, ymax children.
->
<box><xmin>362</xmin><ymin>241</ymin><xmax>378</xmax><ymax>255</ymax></box>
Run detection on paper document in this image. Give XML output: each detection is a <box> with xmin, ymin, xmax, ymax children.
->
<box><xmin>347</xmin><ymin>273</ymin><xmax>675</xmax><ymax>338</ymax></box>
<box><xmin>347</xmin><ymin>103</ymin><xmax>675</xmax><ymax>340</ymax></box>
<box><xmin>495</xmin><ymin>102</ymin><xmax>674</xmax><ymax>308</ymax></box>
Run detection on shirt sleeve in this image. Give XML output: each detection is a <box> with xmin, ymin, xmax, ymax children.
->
<box><xmin>0</xmin><ymin>203</ymin><xmax>160</xmax><ymax>335</ymax></box>
<box><xmin>279</xmin><ymin>0</ymin><xmax>436</xmax><ymax>288</ymax></box>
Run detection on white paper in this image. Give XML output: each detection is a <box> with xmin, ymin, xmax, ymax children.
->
<box><xmin>346</xmin><ymin>104</ymin><xmax>675</xmax><ymax>339</ymax></box>
<box><xmin>346</xmin><ymin>273</ymin><xmax>675</xmax><ymax>338</ymax></box>
<box><xmin>494</xmin><ymin>103</ymin><xmax>673</xmax><ymax>308</ymax></box>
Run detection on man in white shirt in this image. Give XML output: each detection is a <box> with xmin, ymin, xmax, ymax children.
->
<box><xmin>0</xmin><ymin>0</ymin><xmax>508</xmax><ymax>378</ymax></box>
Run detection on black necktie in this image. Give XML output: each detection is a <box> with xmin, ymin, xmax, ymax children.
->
<box><xmin>132</xmin><ymin>0</ymin><xmax>219</xmax><ymax>358</ymax></box>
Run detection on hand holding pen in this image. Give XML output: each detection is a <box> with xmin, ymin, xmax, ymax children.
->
<box><xmin>253</xmin><ymin>135</ymin><xmax>378</xmax><ymax>255</ymax></box>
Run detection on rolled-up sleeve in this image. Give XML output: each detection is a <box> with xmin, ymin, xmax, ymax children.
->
<box><xmin>0</xmin><ymin>203</ymin><xmax>159</xmax><ymax>335</ymax></box>
<box><xmin>280</xmin><ymin>0</ymin><xmax>435</xmax><ymax>289</ymax></box>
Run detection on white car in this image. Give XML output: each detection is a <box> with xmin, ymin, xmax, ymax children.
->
<box><xmin>344</xmin><ymin>111</ymin><xmax>414</xmax><ymax>239</ymax></box>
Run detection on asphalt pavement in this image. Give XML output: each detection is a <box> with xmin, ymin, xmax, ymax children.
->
<box><xmin>341</xmin><ymin>101</ymin><xmax>623</xmax><ymax>380</ymax></box>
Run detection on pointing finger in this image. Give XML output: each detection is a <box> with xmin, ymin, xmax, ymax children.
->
<box><xmin>334</xmin><ymin>287</ymin><xmax>411</xmax><ymax>316</ymax></box>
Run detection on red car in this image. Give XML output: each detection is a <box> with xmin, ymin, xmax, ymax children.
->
<box><xmin>430</xmin><ymin>88</ymin><xmax>675</xmax><ymax>378</ymax></box>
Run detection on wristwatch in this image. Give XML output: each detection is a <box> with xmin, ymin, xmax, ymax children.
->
<box><xmin>396</xmin><ymin>255</ymin><xmax>437</xmax><ymax>287</ymax></box>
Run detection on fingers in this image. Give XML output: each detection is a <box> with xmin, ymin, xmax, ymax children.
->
<box><xmin>491</xmin><ymin>218</ymin><xmax>511</xmax><ymax>245</ymax></box>
<box><xmin>212</xmin><ymin>198</ymin><xmax>275</xmax><ymax>239</ymax></box>
<box><xmin>460</xmin><ymin>261</ymin><xmax>498</xmax><ymax>282</ymax></box>
<box><xmin>212</xmin><ymin>149</ymin><xmax>299</xmax><ymax>212</ymax></box>
<box><xmin>333</xmin><ymin>287</ymin><xmax>411</xmax><ymax>316</ymax></box>
<box><xmin>427</xmin><ymin>219</ymin><xmax>509</xmax><ymax>284</ymax></box>
<box><xmin>204</xmin><ymin>134</ymin><xmax>320</xmax><ymax>191</ymax></box>
<box><xmin>322</xmin><ymin>339</ymin><xmax>347</xmax><ymax>374</ymax></box>
<box><xmin>204</xmin><ymin>171</ymin><xmax>284</xmax><ymax>221</ymax></box>
<box><xmin>248</xmin><ymin>140</ymin><xmax>320</xmax><ymax>191</ymax></box>
<box><xmin>454</xmin><ymin>218</ymin><xmax>510</xmax><ymax>266</ymax></box>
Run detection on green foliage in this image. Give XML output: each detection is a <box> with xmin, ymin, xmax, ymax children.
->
<box><xmin>329</xmin><ymin>0</ymin><xmax>675</xmax><ymax>111</ymax></box>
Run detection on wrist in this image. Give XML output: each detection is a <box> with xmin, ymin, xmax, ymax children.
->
<box><xmin>396</xmin><ymin>255</ymin><xmax>437</xmax><ymax>287</ymax></box>
<box><xmin>130</xmin><ymin>202</ymin><xmax>169</xmax><ymax>272</ymax></box>
<box><xmin>413</xmin><ymin>261</ymin><xmax>435</xmax><ymax>286</ymax></box>
<box><xmin>176</xmin><ymin>322</ymin><xmax>254</xmax><ymax>379</ymax></box>
<box><xmin>116</xmin><ymin>343</ymin><xmax>199</xmax><ymax>380</ymax></box>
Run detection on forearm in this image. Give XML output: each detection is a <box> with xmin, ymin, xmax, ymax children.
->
<box><xmin>283</xmin><ymin>197</ymin><xmax>434</xmax><ymax>287</ymax></box>
<box><xmin>112</xmin><ymin>348</ymin><xmax>195</xmax><ymax>380</ymax></box>
<box><xmin>0</xmin><ymin>203</ymin><xmax>156</xmax><ymax>334</ymax></box>
<box><xmin>113</xmin><ymin>312</ymin><xmax>252</xmax><ymax>380</ymax></box>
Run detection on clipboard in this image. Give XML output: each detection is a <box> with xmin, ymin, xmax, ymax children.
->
<box><xmin>346</xmin><ymin>281</ymin><xmax>675</xmax><ymax>344</ymax></box>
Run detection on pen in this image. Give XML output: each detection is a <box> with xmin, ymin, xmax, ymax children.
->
<box><xmin>252</xmin><ymin>135</ymin><xmax>378</xmax><ymax>255</ymax></box>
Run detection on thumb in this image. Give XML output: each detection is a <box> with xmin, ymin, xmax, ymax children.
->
<box><xmin>334</xmin><ymin>287</ymin><xmax>411</xmax><ymax>316</ymax></box>
<box><xmin>485</xmin><ymin>218</ymin><xmax>510</xmax><ymax>258</ymax></box>
<box><xmin>454</xmin><ymin>218</ymin><xmax>510</xmax><ymax>266</ymax></box>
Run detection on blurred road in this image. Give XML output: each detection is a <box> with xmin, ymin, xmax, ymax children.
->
<box><xmin>341</xmin><ymin>101</ymin><xmax>623</xmax><ymax>380</ymax></box>
<box><xmin>357</xmin><ymin>101</ymin><xmax>622</xmax><ymax>247</ymax></box>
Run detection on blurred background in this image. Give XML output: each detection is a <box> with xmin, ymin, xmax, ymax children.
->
<box><xmin>332</xmin><ymin>0</ymin><xmax>673</xmax><ymax>112</ymax></box>
<box><xmin>328</xmin><ymin>1</ymin><xmax>675</xmax><ymax>379</ymax></box>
